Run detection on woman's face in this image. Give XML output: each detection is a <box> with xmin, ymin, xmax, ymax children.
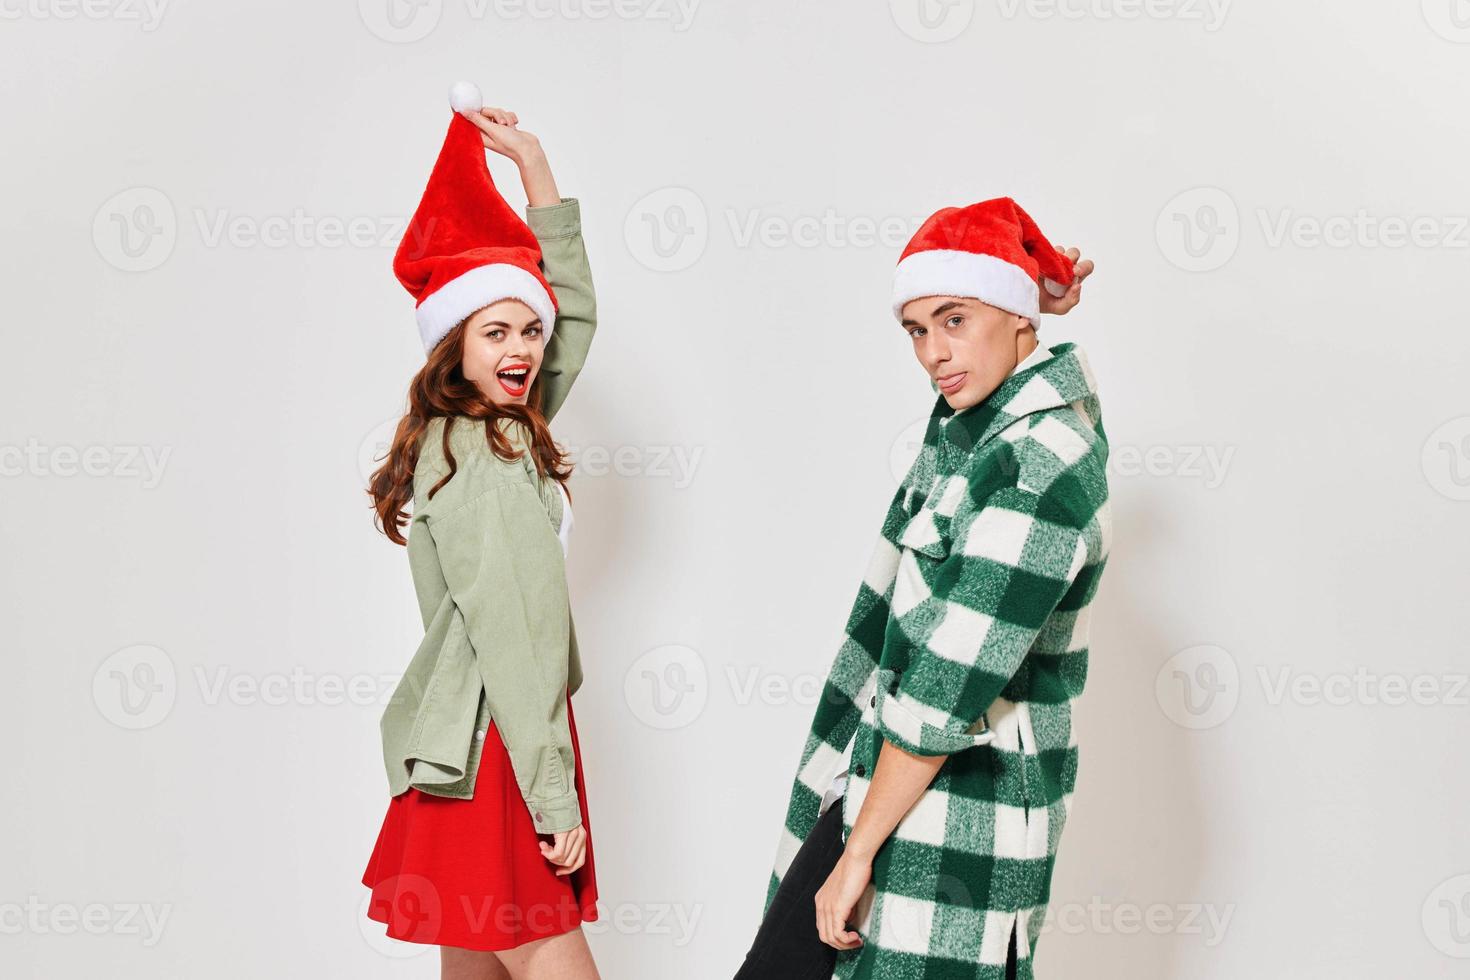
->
<box><xmin>899</xmin><ymin>296</ymin><xmax>1030</xmax><ymax>411</ymax></box>
<box><xmin>460</xmin><ymin>299</ymin><xmax>546</xmax><ymax>406</ymax></box>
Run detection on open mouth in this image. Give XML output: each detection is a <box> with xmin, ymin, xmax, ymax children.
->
<box><xmin>495</xmin><ymin>364</ymin><xmax>530</xmax><ymax>397</ymax></box>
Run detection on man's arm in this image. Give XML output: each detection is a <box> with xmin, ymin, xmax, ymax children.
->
<box><xmin>814</xmin><ymin>740</ymin><xmax>945</xmax><ymax>949</ymax></box>
<box><xmin>845</xmin><ymin>741</ymin><xmax>946</xmax><ymax>861</ymax></box>
<box><xmin>815</xmin><ymin>462</ymin><xmax>1093</xmax><ymax>949</ymax></box>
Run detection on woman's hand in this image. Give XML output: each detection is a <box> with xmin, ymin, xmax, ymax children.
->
<box><xmin>539</xmin><ymin>826</ymin><xmax>588</xmax><ymax>876</ymax></box>
<box><xmin>1039</xmin><ymin>245</ymin><xmax>1095</xmax><ymax>316</ymax></box>
<box><xmin>463</xmin><ymin>105</ymin><xmax>540</xmax><ymax>165</ymax></box>
<box><xmin>814</xmin><ymin>851</ymin><xmax>870</xmax><ymax>951</ymax></box>
<box><xmin>460</xmin><ymin>105</ymin><xmax>561</xmax><ymax>208</ymax></box>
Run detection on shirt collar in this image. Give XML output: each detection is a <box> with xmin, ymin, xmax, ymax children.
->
<box><xmin>1011</xmin><ymin>340</ymin><xmax>1055</xmax><ymax>377</ymax></box>
<box><xmin>934</xmin><ymin>341</ymin><xmax>1100</xmax><ymax>452</ymax></box>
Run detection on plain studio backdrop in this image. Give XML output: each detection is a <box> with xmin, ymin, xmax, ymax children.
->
<box><xmin>3</xmin><ymin>1</ymin><xmax>1468</xmax><ymax>977</ymax></box>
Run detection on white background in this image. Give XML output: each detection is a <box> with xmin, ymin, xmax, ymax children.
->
<box><xmin>3</xmin><ymin>1</ymin><xmax>1469</xmax><ymax>977</ymax></box>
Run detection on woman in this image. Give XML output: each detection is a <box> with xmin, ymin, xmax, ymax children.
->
<box><xmin>361</xmin><ymin>83</ymin><xmax>602</xmax><ymax>980</ymax></box>
<box><xmin>738</xmin><ymin>198</ymin><xmax>1109</xmax><ymax>980</ymax></box>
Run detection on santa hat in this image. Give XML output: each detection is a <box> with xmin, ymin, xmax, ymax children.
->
<box><xmin>892</xmin><ymin>197</ymin><xmax>1075</xmax><ymax>328</ymax></box>
<box><xmin>393</xmin><ymin>81</ymin><xmax>558</xmax><ymax>353</ymax></box>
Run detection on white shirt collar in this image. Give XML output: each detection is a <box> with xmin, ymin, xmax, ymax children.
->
<box><xmin>1010</xmin><ymin>341</ymin><xmax>1053</xmax><ymax>377</ymax></box>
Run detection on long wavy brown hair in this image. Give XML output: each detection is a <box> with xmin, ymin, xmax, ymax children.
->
<box><xmin>368</xmin><ymin>322</ymin><xmax>572</xmax><ymax>546</ymax></box>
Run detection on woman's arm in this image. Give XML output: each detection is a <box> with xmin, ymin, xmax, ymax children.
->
<box><xmin>462</xmin><ymin>107</ymin><xmax>597</xmax><ymax>422</ymax></box>
<box><xmin>526</xmin><ymin>199</ymin><xmax>595</xmax><ymax>422</ymax></box>
<box><xmin>462</xmin><ymin>104</ymin><xmax>560</xmax><ymax>206</ymax></box>
<box><xmin>513</xmin><ymin>139</ymin><xmax>561</xmax><ymax>208</ymax></box>
<box><xmin>428</xmin><ymin>426</ymin><xmax>582</xmax><ymax>835</ymax></box>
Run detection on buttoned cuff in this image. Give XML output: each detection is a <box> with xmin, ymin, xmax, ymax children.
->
<box><xmin>526</xmin><ymin>197</ymin><xmax>581</xmax><ymax>241</ymax></box>
<box><xmin>527</xmin><ymin>791</ymin><xmax>582</xmax><ymax>835</ymax></box>
<box><xmin>873</xmin><ymin>668</ymin><xmax>996</xmax><ymax>757</ymax></box>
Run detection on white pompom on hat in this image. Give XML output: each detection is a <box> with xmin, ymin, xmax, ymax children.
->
<box><xmin>448</xmin><ymin>80</ymin><xmax>483</xmax><ymax>114</ymax></box>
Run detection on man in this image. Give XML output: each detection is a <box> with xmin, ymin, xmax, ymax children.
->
<box><xmin>736</xmin><ymin>198</ymin><xmax>1111</xmax><ymax>980</ymax></box>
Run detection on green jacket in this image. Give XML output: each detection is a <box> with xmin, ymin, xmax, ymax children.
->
<box><xmin>378</xmin><ymin>198</ymin><xmax>595</xmax><ymax>834</ymax></box>
<box><xmin>766</xmin><ymin>343</ymin><xmax>1112</xmax><ymax>980</ymax></box>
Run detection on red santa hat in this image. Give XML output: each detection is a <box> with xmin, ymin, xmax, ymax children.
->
<box><xmin>393</xmin><ymin>81</ymin><xmax>558</xmax><ymax>354</ymax></box>
<box><xmin>892</xmin><ymin>197</ymin><xmax>1075</xmax><ymax>328</ymax></box>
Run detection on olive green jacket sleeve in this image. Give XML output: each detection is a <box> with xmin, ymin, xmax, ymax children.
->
<box><xmin>427</xmin><ymin>445</ymin><xmax>582</xmax><ymax>833</ymax></box>
<box><xmin>527</xmin><ymin>197</ymin><xmax>596</xmax><ymax>423</ymax></box>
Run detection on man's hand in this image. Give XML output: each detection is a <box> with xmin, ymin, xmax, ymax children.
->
<box><xmin>539</xmin><ymin>826</ymin><xmax>588</xmax><ymax>876</ymax></box>
<box><xmin>1040</xmin><ymin>245</ymin><xmax>1095</xmax><ymax>316</ymax></box>
<box><xmin>814</xmin><ymin>850</ymin><xmax>870</xmax><ymax>950</ymax></box>
<box><xmin>816</xmin><ymin>741</ymin><xmax>946</xmax><ymax>949</ymax></box>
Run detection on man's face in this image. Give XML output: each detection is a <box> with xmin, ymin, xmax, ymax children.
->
<box><xmin>899</xmin><ymin>296</ymin><xmax>1031</xmax><ymax>411</ymax></box>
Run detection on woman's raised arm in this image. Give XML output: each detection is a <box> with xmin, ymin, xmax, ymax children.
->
<box><xmin>463</xmin><ymin>107</ymin><xmax>596</xmax><ymax>422</ymax></box>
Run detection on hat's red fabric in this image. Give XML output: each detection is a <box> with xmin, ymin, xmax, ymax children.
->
<box><xmin>393</xmin><ymin>113</ymin><xmax>558</xmax><ymax>352</ymax></box>
<box><xmin>893</xmin><ymin>197</ymin><xmax>1075</xmax><ymax>327</ymax></box>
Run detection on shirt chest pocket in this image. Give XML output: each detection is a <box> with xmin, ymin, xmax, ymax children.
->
<box><xmin>895</xmin><ymin>473</ymin><xmax>970</xmax><ymax>560</ymax></box>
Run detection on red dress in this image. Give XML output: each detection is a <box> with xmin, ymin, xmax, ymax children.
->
<box><xmin>362</xmin><ymin>692</ymin><xmax>599</xmax><ymax>951</ymax></box>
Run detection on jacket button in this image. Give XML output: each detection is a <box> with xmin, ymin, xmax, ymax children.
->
<box><xmin>534</xmin><ymin>812</ymin><xmax>544</xmax><ymax>823</ymax></box>
<box><xmin>854</xmin><ymin>765</ymin><xmax>866</xmax><ymax>778</ymax></box>
<box><xmin>870</xmin><ymin>696</ymin><xmax>876</xmax><ymax>708</ymax></box>
<box><xmin>475</xmin><ymin>730</ymin><xmax>486</xmax><ymax>741</ymax></box>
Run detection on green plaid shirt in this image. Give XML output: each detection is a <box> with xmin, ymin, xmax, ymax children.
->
<box><xmin>766</xmin><ymin>342</ymin><xmax>1112</xmax><ymax>980</ymax></box>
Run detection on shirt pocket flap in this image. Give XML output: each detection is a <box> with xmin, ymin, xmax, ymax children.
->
<box><xmin>896</xmin><ymin>508</ymin><xmax>949</xmax><ymax>559</ymax></box>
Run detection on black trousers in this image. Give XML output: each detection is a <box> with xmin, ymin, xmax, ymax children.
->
<box><xmin>734</xmin><ymin>798</ymin><xmax>1019</xmax><ymax>979</ymax></box>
